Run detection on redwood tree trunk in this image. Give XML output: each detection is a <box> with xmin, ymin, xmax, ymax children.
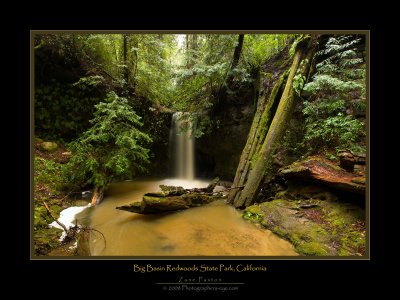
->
<box><xmin>216</xmin><ymin>34</ymin><xmax>245</xmax><ymax>112</ymax></box>
<box><xmin>131</xmin><ymin>36</ymin><xmax>138</xmax><ymax>93</ymax></box>
<box><xmin>227</xmin><ymin>72</ymin><xmax>287</xmax><ymax>204</ymax></box>
<box><xmin>232</xmin><ymin>35</ymin><xmax>318</xmax><ymax>208</ymax></box>
<box><xmin>226</xmin><ymin>34</ymin><xmax>244</xmax><ymax>90</ymax></box>
<box><xmin>123</xmin><ymin>34</ymin><xmax>129</xmax><ymax>86</ymax></box>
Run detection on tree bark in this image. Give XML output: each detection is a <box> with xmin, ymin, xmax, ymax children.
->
<box><xmin>280</xmin><ymin>155</ymin><xmax>365</xmax><ymax>194</ymax></box>
<box><xmin>116</xmin><ymin>178</ymin><xmax>221</xmax><ymax>214</ymax></box>
<box><xmin>192</xmin><ymin>34</ymin><xmax>198</xmax><ymax>51</ymax></box>
<box><xmin>233</xmin><ymin>35</ymin><xmax>318</xmax><ymax>208</ymax></box>
<box><xmin>116</xmin><ymin>193</ymin><xmax>217</xmax><ymax>214</ymax></box>
<box><xmin>122</xmin><ymin>34</ymin><xmax>129</xmax><ymax>86</ymax></box>
<box><xmin>131</xmin><ymin>36</ymin><xmax>138</xmax><ymax>92</ymax></box>
<box><xmin>227</xmin><ymin>72</ymin><xmax>287</xmax><ymax>204</ymax></box>
<box><xmin>225</xmin><ymin>34</ymin><xmax>245</xmax><ymax>90</ymax></box>
<box><xmin>215</xmin><ymin>34</ymin><xmax>245</xmax><ymax>113</ymax></box>
<box><xmin>91</xmin><ymin>186</ymin><xmax>105</xmax><ymax>206</ymax></box>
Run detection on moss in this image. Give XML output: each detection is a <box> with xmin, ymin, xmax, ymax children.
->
<box><xmin>245</xmin><ymin>205</ymin><xmax>263</xmax><ymax>215</ymax></box>
<box><xmin>40</xmin><ymin>141</ymin><xmax>58</xmax><ymax>152</ymax></box>
<box><xmin>296</xmin><ymin>242</ymin><xmax>328</xmax><ymax>256</ymax></box>
<box><xmin>34</xmin><ymin>204</ymin><xmax>63</xmax><ymax>230</ymax></box>
<box><xmin>332</xmin><ymin>219</ymin><xmax>346</xmax><ymax>228</ymax></box>
<box><xmin>271</xmin><ymin>226</ymin><xmax>287</xmax><ymax>237</ymax></box>
<box><xmin>243</xmin><ymin>205</ymin><xmax>265</xmax><ymax>222</ymax></box>
<box><xmin>262</xmin><ymin>72</ymin><xmax>273</xmax><ymax>80</ymax></box>
<box><xmin>341</xmin><ymin>231</ymin><xmax>365</xmax><ymax>253</ymax></box>
<box><xmin>288</xmin><ymin>232</ymin><xmax>302</xmax><ymax>246</ymax></box>
<box><xmin>34</xmin><ymin>227</ymin><xmax>63</xmax><ymax>255</ymax></box>
<box><xmin>307</xmin><ymin>226</ymin><xmax>329</xmax><ymax>241</ymax></box>
<box><xmin>338</xmin><ymin>248</ymin><xmax>351</xmax><ymax>256</ymax></box>
<box><xmin>243</xmin><ymin>211</ymin><xmax>263</xmax><ymax>223</ymax></box>
<box><xmin>34</xmin><ymin>147</ymin><xmax>74</xmax><ymax>256</ymax></box>
<box><xmin>247</xmin><ymin>186</ymin><xmax>365</xmax><ymax>256</ymax></box>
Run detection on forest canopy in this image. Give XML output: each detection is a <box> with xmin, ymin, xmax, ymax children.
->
<box><xmin>34</xmin><ymin>34</ymin><xmax>293</xmax><ymax>139</ymax></box>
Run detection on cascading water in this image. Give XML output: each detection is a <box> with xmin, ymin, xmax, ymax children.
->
<box><xmin>169</xmin><ymin>112</ymin><xmax>195</xmax><ymax>180</ymax></box>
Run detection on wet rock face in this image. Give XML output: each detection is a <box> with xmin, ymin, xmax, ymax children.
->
<box><xmin>196</xmin><ymin>97</ymin><xmax>255</xmax><ymax>181</ymax></box>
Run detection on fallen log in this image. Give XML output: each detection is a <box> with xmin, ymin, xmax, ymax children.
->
<box><xmin>279</xmin><ymin>155</ymin><xmax>365</xmax><ymax>194</ymax></box>
<box><xmin>189</xmin><ymin>177</ymin><xmax>220</xmax><ymax>193</ymax></box>
<box><xmin>116</xmin><ymin>178</ymin><xmax>221</xmax><ymax>214</ymax></box>
<box><xmin>116</xmin><ymin>193</ymin><xmax>217</xmax><ymax>214</ymax></box>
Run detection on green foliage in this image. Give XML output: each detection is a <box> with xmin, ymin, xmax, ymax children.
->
<box><xmin>73</xmin><ymin>75</ymin><xmax>105</xmax><ymax>88</ymax></box>
<box><xmin>191</xmin><ymin>113</ymin><xmax>215</xmax><ymax>138</ymax></box>
<box><xmin>63</xmin><ymin>92</ymin><xmax>152</xmax><ymax>188</ymax></box>
<box><xmin>34</xmin><ymin>157</ymin><xmax>64</xmax><ymax>194</ymax></box>
<box><xmin>134</xmin><ymin>35</ymin><xmax>177</xmax><ymax>105</ymax></box>
<box><xmin>243</xmin><ymin>210</ymin><xmax>263</xmax><ymax>222</ymax></box>
<box><xmin>171</xmin><ymin>34</ymin><xmax>293</xmax><ymax>114</ymax></box>
<box><xmin>293</xmin><ymin>74</ymin><xmax>306</xmax><ymax>96</ymax></box>
<box><xmin>289</xmin><ymin>38</ymin><xmax>299</xmax><ymax>58</ymax></box>
<box><xmin>35</xmin><ymin>33</ymin><xmax>296</xmax><ymax>145</ymax></box>
<box><xmin>303</xmin><ymin>111</ymin><xmax>364</xmax><ymax>148</ymax></box>
<box><xmin>302</xmin><ymin>35</ymin><xmax>366</xmax><ymax>152</ymax></box>
<box><xmin>244</xmin><ymin>34</ymin><xmax>294</xmax><ymax>67</ymax></box>
<box><xmin>35</xmin><ymin>79</ymin><xmax>105</xmax><ymax>141</ymax></box>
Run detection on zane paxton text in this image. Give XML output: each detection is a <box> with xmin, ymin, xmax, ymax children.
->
<box><xmin>133</xmin><ymin>264</ymin><xmax>267</xmax><ymax>273</ymax></box>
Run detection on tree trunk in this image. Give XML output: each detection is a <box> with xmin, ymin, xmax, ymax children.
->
<box><xmin>215</xmin><ymin>34</ymin><xmax>245</xmax><ymax>113</ymax></box>
<box><xmin>233</xmin><ymin>35</ymin><xmax>318</xmax><ymax>208</ymax></box>
<box><xmin>91</xmin><ymin>186</ymin><xmax>105</xmax><ymax>206</ymax></box>
<box><xmin>227</xmin><ymin>72</ymin><xmax>287</xmax><ymax>204</ymax></box>
<box><xmin>225</xmin><ymin>34</ymin><xmax>244</xmax><ymax>90</ymax></box>
<box><xmin>192</xmin><ymin>34</ymin><xmax>198</xmax><ymax>50</ymax></box>
<box><xmin>122</xmin><ymin>34</ymin><xmax>129</xmax><ymax>86</ymax></box>
<box><xmin>231</xmin><ymin>35</ymin><xmax>244</xmax><ymax>73</ymax></box>
<box><xmin>131</xmin><ymin>36</ymin><xmax>138</xmax><ymax>93</ymax></box>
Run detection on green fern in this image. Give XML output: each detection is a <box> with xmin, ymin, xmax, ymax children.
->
<box><xmin>62</xmin><ymin>91</ymin><xmax>152</xmax><ymax>188</ymax></box>
<box><xmin>302</xmin><ymin>35</ymin><xmax>366</xmax><ymax>152</ymax></box>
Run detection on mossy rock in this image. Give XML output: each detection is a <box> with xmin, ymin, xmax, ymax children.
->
<box><xmin>245</xmin><ymin>205</ymin><xmax>263</xmax><ymax>215</ymax></box>
<box><xmin>35</xmin><ymin>137</ymin><xmax>44</xmax><ymax>144</ymax></box>
<box><xmin>243</xmin><ymin>205</ymin><xmax>264</xmax><ymax>222</ymax></box>
<box><xmin>296</xmin><ymin>242</ymin><xmax>329</xmax><ymax>256</ymax></box>
<box><xmin>40</xmin><ymin>141</ymin><xmax>58</xmax><ymax>152</ymax></box>
<box><xmin>247</xmin><ymin>195</ymin><xmax>365</xmax><ymax>256</ymax></box>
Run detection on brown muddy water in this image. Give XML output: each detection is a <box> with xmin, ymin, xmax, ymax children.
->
<box><xmin>88</xmin><ymin>179</ymin><xmax>298</xmax><ymax>256</ymax></box>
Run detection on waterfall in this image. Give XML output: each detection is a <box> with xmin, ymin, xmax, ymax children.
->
<box><xmin>169</xmin><ymin>112</ymin><xmax>195</xmax><ymax>180</ymax></box>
